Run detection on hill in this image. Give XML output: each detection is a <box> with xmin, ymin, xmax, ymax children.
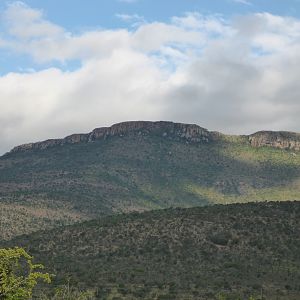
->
<box><xmin>1</xmin><ymin>121</ymin><xmax>300</xmax><ymax>239</ymax></box>
<box><xmin>4</xmin><ymin>201</ymin><xmax>300</xmax><ymax>299</ymax></box>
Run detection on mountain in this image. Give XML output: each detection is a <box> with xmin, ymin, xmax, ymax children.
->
<box><xmin>4</xmin><ymin>201</ymin><xmax>300</xmax><ymax>300</ymax></box>
<box><xmin>1</xmin><ymin>121</ymin><xmax>300</xmax><ymax>239</ymax></box>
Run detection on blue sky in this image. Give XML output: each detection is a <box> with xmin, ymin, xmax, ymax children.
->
<box><xmin>1</xmin><ymin>0</ymin><xmax>299</xmax><ymax>74</ymax></box>
<box><xmin>1</xmin><ymin>0</ymin><xmax>300</xmax><ymax>30</ymax></box>
<box><xmin>1</xmin><ymin>0</ymin><xmax>300</xmax><ymax>154</ymax></box>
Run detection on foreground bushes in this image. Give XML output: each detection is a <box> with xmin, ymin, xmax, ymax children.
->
<box><xmin>0</xmin><ymin>247</ymin><xmax>50</xmax><ymax>299</ymax></box>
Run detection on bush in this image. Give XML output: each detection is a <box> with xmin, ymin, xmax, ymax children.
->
<box><xmin>0</xmin><ymin>247</ymin><xmax>51</xmax><ymax>299</ymax></box>
<box><xmin>41</xmin><ymin>285</ymin><xmax>96</xmax><ymax>300</ymax></box>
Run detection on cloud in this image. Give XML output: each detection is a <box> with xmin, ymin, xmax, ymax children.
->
<box><xmin>118</xmin><ymin>0</ymin><xmax>139</xmax><ymax>3</ymax></box>
<box><xmin>172</xmin><ymin>12</ymin><xmax>228</xmax><ymax>33</ymax></box>
<box><xmin>233</xmin><ymin>0</ymin><xmax>252</xmax><ymax>5</ymax></box>
<box><xmin>1</xmin><ymin>3</ymin><xmax>300</xmax><ymax>154</ymax></box>
<box><xmin>3</xmin><ymin>2</ymin><xmax>64</xmax><ymax>40</ymax></box>
<box><xmin>1</xmin><ymin>3</ymin><xmax>211</xmax><ymax>63</ymax></box>
<box><xmin>0</xmin><ymin>51</ymin><xmax>164</xmax><ymax>152</ymax></box>
<box><xmin>115</xmin><ymin>13</ymin><xmax>145</xmax><ymax>26</ymax></box>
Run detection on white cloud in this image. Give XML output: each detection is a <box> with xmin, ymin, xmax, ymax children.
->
<box><xmin>1</xmin><ymin>3</ymin><xmax>300</xmax><ymax>154</ymax></box>
<box><xmin>1</xmin><ymin>3</ymin><xmax>211</xmax><ymax>64</ymax></box>
<box><xmin>0</xmin><ymin>50</ymin><xmax>165</xmax><ymax>154</ymax></box>
<box><xmin>172</xmin><ymin>12</ymin><xmax>228</xmax><ymax>33</ymax></box>
<box><xmin>132</xmin><ymin>22</ymin><xmax>204</xmax><ymax>52</ymax></box>
<box><xmin>116</xmin><ymin>13</ymin><xmax>144</xmax><ymax>22</ymax></box>
<box><xmin>118</xmin><ymin>0</ymin><xmax>139</xmax><ymax>3</ymax></box>
<box><xmin>3</xmin><ymin>2</ymin><xmax>64</xmax><ymax>40</ymax></box>
<box><xmin>233</xmin><ymin>0</ymin><xmax>252</xmax><ymax>5</ymax></box>
<box><xmin>115</xmin><ymin>13</ymin><xmax>145</xmax><ymax>27</ymax></box>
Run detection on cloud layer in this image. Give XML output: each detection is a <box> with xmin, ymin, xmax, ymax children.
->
<box><xmin>0</xmin><ymin>2</ymin><xmax>300</xmax><ymax>154</ymax></box>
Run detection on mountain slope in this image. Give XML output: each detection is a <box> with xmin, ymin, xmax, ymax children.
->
<box><xmin>1</xmin><ymin>121</ymin><xmax>300</xmax><ymax>239</ymax></box>
<box><xmin>4</xmin><ymin>201</ymin><xmax>300</xmax><ymax>300</ymax></box>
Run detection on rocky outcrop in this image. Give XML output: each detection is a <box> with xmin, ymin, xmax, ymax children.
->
<box><xmin>8</xmin><ymin>121</ymin><xmax>300</xmax><ymax>154</ymax></box>
<box><xmin>248</xmin><ymin>131</ymin><xmax>300</xmax><ymax>151</ymax></box>
<box><xmin>9</xmin><ymin>121</ymin><xmax>211</xmax><ymax>153</ymax></box>
<box><xmin>90</xmin><ymin>121</ymin><xmax>210</xmax><ymax>142</ymax></box>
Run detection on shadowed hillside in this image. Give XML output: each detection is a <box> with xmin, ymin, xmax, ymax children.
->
<box><xmin>0</xmin><ymin>121</ymin><xmax>300</xmax><ymax>239</ymax></box>
<box><xmin>4</xmin><ymin>201</ymin><xmax>300</xmax><ymax>300</ymax></box>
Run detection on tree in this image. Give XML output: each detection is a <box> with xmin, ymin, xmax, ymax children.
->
<box><xmin>0</xmin><ymin>247</ymin><xmax>51</xmax><ymax>299</ymax></box>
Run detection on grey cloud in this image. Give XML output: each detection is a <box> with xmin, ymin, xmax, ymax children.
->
<box><xmin>160</xmin><ymin>18</ymin><xmax>300</xmax><ymax>134</ymax></box>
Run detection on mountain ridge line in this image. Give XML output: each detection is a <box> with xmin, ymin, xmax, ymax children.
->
<box><xmin>7</xmin><ymin>120</ymin><xmax>300</xmax><ymax>154</ymax></box>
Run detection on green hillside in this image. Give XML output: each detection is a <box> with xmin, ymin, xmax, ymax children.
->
<box><xmin>4</xmin><ymin>201</ymin><xmax>300</xmax><ymax>300</ymax></box>
<box><xmin>1</xmin><ymin>122</ymin><xmax>300</xmax><ymax>239</ymax></box>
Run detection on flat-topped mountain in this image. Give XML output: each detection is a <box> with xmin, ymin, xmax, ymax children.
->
<box><xmin>8</xmin><ymin>121</ymin><xmax>300</xmax><ymax>154</ymax></box>
<box><xmin>1</xmin><ymin>121</ymin><xmax>300</xmax><ymax>239</ymax></box>
<box><xmin>10</xmin><ymin>121</ymin><xmax>211</xmax><ymax>153</ymax></box>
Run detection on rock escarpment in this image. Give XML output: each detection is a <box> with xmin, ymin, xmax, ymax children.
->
<box><xmin>10</xmin><ymin>121</ymin><xmax>211</xmax><ymax>153</ymax></box>
<box><xmin>8</xmin><ymin>121</ymin><xmax>300</xmax><ymax>154</ymax></box>
<box><xmin>248</xmin><ymin>131</ymin><xmax>300</xmax><ymax>151</ymax></box>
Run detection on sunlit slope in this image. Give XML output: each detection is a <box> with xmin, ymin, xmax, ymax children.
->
<box><xmin>0</xmin><ymin>125</ymin><xmax>300</xmax><ymax>238</ymax></box>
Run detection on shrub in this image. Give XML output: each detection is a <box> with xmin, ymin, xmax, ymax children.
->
<box><xmin>0</xmin><ymin>247</ymin><xmax>51</xmax><ymax>299</ymax></box>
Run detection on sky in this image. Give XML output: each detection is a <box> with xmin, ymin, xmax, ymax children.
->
<box><xmin>1</xmin><ymin>0</ymin><xmax>300</xmax><ymax>154</ymax></box>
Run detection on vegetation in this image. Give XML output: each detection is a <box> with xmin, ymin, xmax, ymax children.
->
<box><xmin>2</xmin><ymin>126</ymin><xmax>299</xmax><ymax>299</ymax></box>
<box><xmin>1</xmin><ymin>133</ymin><xmax>300</xmax><ymax>239</ymax></box>
<box><xmin>3</xmin><ymin>201</ymin><xmax>300</xmax><ymax>299</ymax></box>
<box><xmin>40</xmin><ymin>285</ymin><xmax>96</xmax><ymax>300</ymax></box>
<box><xmin>0</xmin><ymin>247</ymin><xmax>50</xmax><ymax>299</ymax></box>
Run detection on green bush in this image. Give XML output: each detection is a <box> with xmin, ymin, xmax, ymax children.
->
<box><xmin>0</xmin><ymin>247</ymin><xmax>51</xmax><ymax>299</ymax></box>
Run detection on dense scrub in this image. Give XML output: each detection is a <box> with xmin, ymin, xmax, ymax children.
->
<box><xmin>3</xmin><ymin>201</ymin><xmax>300</xmax><ymax>299</ymax></box>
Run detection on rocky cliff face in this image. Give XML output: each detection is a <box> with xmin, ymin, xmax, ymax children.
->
<box><xmin>8</xmin><ymin>121</ymin><xmax>300</xmax><ymax>154</ymax></box>
<box><xmin>248</xmin><ymin>131</ymin><xmax>300</xmax><ymax>151</ymax></box>
<box><xmin>9</xmin><ymin>121</ymin><xmax>211</xmax><ymax>153</ymax></box>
